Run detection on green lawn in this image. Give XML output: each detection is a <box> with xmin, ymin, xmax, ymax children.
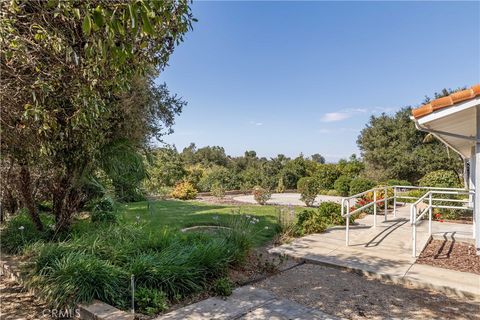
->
<box><xmin>119</xmin><ymin>200</ymin><xmax>303</xmax><ymax>245</ymax></box>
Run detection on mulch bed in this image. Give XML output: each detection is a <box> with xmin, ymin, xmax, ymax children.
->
<box><xmin>417</xmin><ymin>239</ymin><xmax>480</xmax><ymax>274</ymax></box>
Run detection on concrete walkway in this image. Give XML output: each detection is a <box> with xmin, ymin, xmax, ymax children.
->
<box><xmin>233</xmin><ymin>193</ymin><xmax>342</xmax><ymax>207</ymax></box>
<box><xmin>156</xmin><ymin>286</ymin><xmax>337</xmax><ymax>320</ymax></box>
<box><xmin>270</xmin><ymin>204</ymin><xmax>480</xmax><ymax>300</ymax></box>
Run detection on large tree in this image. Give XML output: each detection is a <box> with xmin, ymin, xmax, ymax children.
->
<box><xmin>357</xmin><ymin>108</ymin><xmax>462</xmax><ymax>183</ymax></box>
<box><xmin>1</xmin><ymin>0</ymin><xmax>193</xmax><ymax>231</ymax></box>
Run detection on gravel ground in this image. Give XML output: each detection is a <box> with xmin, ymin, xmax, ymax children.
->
<box><xmin>254</xmin><ymin>263</ymin><xmax>480</xmax><ymax>320</ymax></box>
<box><xmin>0</xmin><ymin>274</ymin><xmax>52</xmax><ymax>320</ymax></box>
<box><xmin>417</xmin><ymin>239</ymin><xmax>480</xmax><ymax>274</ymax></box>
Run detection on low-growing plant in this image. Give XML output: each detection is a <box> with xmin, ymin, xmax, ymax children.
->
<box><xmin>275</xmin><ymin>177</ymin><xmax>286</xmax><ymax>193</ymax></box>
<box><xmin>252</xmin><ymin>186</ymin><xmax>271</xmax><ymax>205</ymax></box>
<box><xmin>211</xmin><ymin>277</ymin><xmax>233</xmax><ymax>297</ymax></box>
<box><xmin>1</xmin><ymin>212</ymin><xmax>53</xmax><ymax>254</ymax></box>
<box><xmin>135</xmin><ymin>287</ymin><xmax>168</xmax><ymax>316</ymax></box>
<box><xmin>90</xmin><ymin>197</ymin><xmax>118</xmax><ymax>223</ymax></box>
<box><xmin>296</xmin><ymin>202</ymin><xmax>351</xmax><ymax>235</ymax></box>
<box><xmin>211</xmin><ymin>182</ymin><xmax>226</xmax><ymax>199</ymax></box>
<box><xmin>326</xmin><ymin>189</ymin><xmax>339</xmax><ymax>196</ymax></box>
<box><xmin>25</xmin><ymin>252</ymin><xmax>128</xmax><ymax>309</ymax></box>
<box><xmin>297</xmin><ymin>177</ymin><xmax>319</xmax><ymax>207</ymax></box>
<box><xmin>170</xmin><ymin>181</ymin><xmax>198</xmax><ymax>200</ymax></box>
<box><xmin>274</xmin><ymin>206</ymin><xmax>299</xmax><ymax>244</ymax></box>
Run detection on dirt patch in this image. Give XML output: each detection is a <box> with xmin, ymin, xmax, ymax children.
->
<box><xmin>195</xmin><ymin>195</ymin><xmax>253</xmax><ymax>206</ymax></box>
<box><xmin>254</xmin><ymin>263</ymin><xmax>480</xmax><ymax>320</ymax></box>
<box><xmin>0</xmin><ymin>275</ymin><xmax>52</xmax><ymax>319</ymax></box>
<box><xmin>417</xmin><ymin>239</ymin><xmax>480</xmax><ymax>274</ymax></box>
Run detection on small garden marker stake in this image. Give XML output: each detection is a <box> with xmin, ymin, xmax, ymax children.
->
<box><xmin>131</xmin><ymin>274</ymin><xmax>135</xmax><ymax>314</ymax></box>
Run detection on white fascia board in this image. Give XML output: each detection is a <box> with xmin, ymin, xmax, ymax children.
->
<box><xmin>417</xmin><ymin>97</ymin><xmax>480</xmax><ymax>126</ymax></box>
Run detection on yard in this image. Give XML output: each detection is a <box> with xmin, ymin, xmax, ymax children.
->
<box><xmin>120</xmin><ymin>199</ymin><xmax>303</xmax><ymax>245</ymax></box>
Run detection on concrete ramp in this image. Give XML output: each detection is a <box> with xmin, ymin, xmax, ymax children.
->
<box><xmin>270</xmin><ymin>205</ymin><xmax>480</xmax><ymax>300</ymax></box>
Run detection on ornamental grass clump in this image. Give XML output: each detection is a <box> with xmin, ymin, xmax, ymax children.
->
<box><xmin>22</xmin><ymin>215</ymin><xmax>255</xmax><ymax>313</ymax></box>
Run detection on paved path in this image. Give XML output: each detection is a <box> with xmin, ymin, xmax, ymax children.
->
<box><xmin>156</xmin><ymin>286</ymin><xmax>337</xmax><ymax>320</ymax></box>
<box><xmin>233</xmin><ymin>193</ymin><xmax>342</xmax><ymax>207</ymax></box>
<box><xmin>270</xmin><ymin>204</ymin><xmax>480</xmax><ymax>300</ymax></box>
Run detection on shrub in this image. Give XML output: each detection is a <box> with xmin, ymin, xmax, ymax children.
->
<box><xmin>90</xmin><ymin>197</ymin><xmax>118</xmax><ymax>223</ymax></box>
<box><xmin>135</xmin><ymin>287</ymin><xmax>168</xmax><ymax>316</ymax></box>
<box><xmin>211</xmin><ymin>277</ymin><xmax>233</xmax><ymax>297</ymax></box>
<box><xmin>419</xmin><ymin>170</ymin><xmax>461</xmax><ymax>188</ymax></box>
<box><xmin>197</xmin><ymin>166</ymin><xmax>240</xmax><ymax>192</ymax></box>
<box><xmin>385</xmin><ymin>179</ymin><xmax>411</xmax><ymax>186</ymax></box>
<box><xmin>296</xmin><ymin>202</ymin><xmax>349</xmax><ymax>235</ymax></box>
<box><xmin>297</xmin><ymin>177</ymin><xmax>319</xmax><ymax>207</ymax></box>
<box><xmin>275</xmin><ymin>177</ymin><xmax>286</xmax><ymax>193</ymax></box>
<box><xmin>211</xmin><ymin>182</ymin><xmax>226</xmax><ymax>199</ymax></box>
<box><xmin>170</xmin><ymin>181</ymin><xmax>198</xmax><ymax>200</ymax></box>
<box><xmin>326</xmin><ymin>189</ymin><xmax>339</xmax><ymax>196</ymax></box>
<box><xmin>349</xmin><ymin>178</ymin><xmax>376</xmax><ymax>195</ymax></box>
<box><xmin>252</xmin><ymin>186</ymin><xmax>271</xmax><ymax>205</ymax></box>
<box><xmin>1</xmin><ymin>212</ymin><xmax>52</xmax><ymax>254</ymax></box>
<box><xmin>313</xmin><ymin>164</ymin><xmax>341</xmax><ymax>190</ymax></box>
<box><xmin>334</xmin><ymin>175</ymin><xmax>352</xmax><ymax>196</ymax></box>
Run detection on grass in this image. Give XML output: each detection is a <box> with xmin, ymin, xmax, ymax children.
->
<box><xmin>119</xmin><ymin>200</ymin><xmax>303</xmax><ymax>246</ymax></box>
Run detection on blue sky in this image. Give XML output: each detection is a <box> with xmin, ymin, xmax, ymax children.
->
<box><xmin>158</xmin><ymin>1</ymin><xmax>479</xmax><ymax>162</ymax></box>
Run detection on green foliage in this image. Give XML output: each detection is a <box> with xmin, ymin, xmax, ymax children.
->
<box><xmin>27</xmin><ymin>252</ymin><xmax>128</xmax><ymax>309</ymax></box>
<box><xmin>326</xmin><ymin>189</ymin><xmax>340</xmax><ymax>196</ymax></box>
<box><xmin>297</xmin><ymin>177</ymin><xmax>319</xmax><ymax>207</ymax></box>
<box><xmin>252</xmin><ymin>186</ymin><xmax>272</xmax><ymax>205</ymax></box>
<box><xmin>90</xmin><ymin>197</ymin><xmax>118</xmax><ymax>223</ymax></box>
<box><xmin>349</xmin><ymin>178</ymin><xmax>376</xmax><ymax>195</ymax></box>
<box><xmin>296</xmin><ymin>202</ymin><xmax>348</xmax><ymax>235</ymax></box>
<box><xmin>334</xmin><ymin>175</ymin><xmax>352</xmax><ymax>196</ymax></box>
<box><xmin>211</xmin><ymin>277</ymin><xmax>233</xmax><ymax>297</ymax></box>
<box><xmin>2</xmin><ymin>0</ymin><xmax>193</xmax><ymax>231</ymax></box>
<box><xmin>170</xmin><ymin>181</ymin><xmax>198</xmax><ymax>200</ymax></box>
<box><xmin>144</xmin><ymin>147</ymin><xmax>186</xmax><ymax>192</ymax></box>
<box><xmin>211</xmin><ymin>182</ymin><xmax>226</xmax><ymax>199</ymax></box>
<box><xmin>135</xmin><ymin>287</ymin><xmax>168</xmax><ymax>315</ymax></box>
<box><xmin>275</xmin><ymin>177</ymin><xmax>286</xmax><ymax>193</ymax></box>
<box><xmin>279</xmin><ymin>156</ymin><xmax>308</xmax><ymax>189</ymax></box>
<box><xmin>357</xmin><ymin>108</ymin><xmax>462</xmax><ymax>183</ymax></box>
<box><xmin>419</xmin><ymin>170</ymin><xmax>461</xmax><ymax>188</ymax></box>
<box><xmin>198</xmin><ymin>166</ymin><xmax>240</xmax><ymax>192</ymax></box>
<box><xmin>313</xmin><ymin>164</ymin><xmax>341</xmax><ymax>190</ymax></box>
<box><xmin>1</xmin><ymin>213</ymin><xmax>53</xmax><ymax>254</ymax></box>
<box><xmin>23</xmin><ymin>214</ymin><xmax>255</xmax><ymax>310</ymax></box>
<box><xmin>385</xmin><ymin>179</ymin><xmax>411</xmax><ymax>186</ymax></box>
<box><xmin>274</xmin><ymin>207</ymin><xmax>299</xmax><ymax>244</ymax></box>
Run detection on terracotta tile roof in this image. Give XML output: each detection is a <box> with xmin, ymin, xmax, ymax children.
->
<box><xmin>411</xmin><ymin>84</ymin><xmax>480</xmax><ymax>119</ymax></box>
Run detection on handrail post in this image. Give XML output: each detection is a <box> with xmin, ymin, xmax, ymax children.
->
<box><xmin>384</xmin><ymin>186</ymin><xmax>387</xmax><ymax>222</ymax></box>
<box><xmin>373</xmin><ymin>189</ymin><xmax>377</xmax><ymax>227</ymax></box>
<box><xmin>428</xmin><ymin>192</ymin><xmax>432</xmax><ymax>236</ymax></box>
<box><xmin>393</xmin><ymin>186</ymin><xmax>397</xmax><ymax>218</ymax></box>
<box><xmin>412</xmin><ymin>215</ymin><xmax>417</xmax><ymax>257</ymax></box>
<box><xmin>346</xmin><ymin>200</ymin><xmax>350</xmax><ymax>246</ymax></box>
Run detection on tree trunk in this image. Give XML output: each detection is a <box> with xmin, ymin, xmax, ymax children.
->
<box><xmin>17</xmin><ymin>165</ymin><xmax>43</xmax><ymax>231</ymax></box>
<box><xmin>52</xmin><ymin>174</ymin><xmax>82</xmax><ymax>233</ymax></box>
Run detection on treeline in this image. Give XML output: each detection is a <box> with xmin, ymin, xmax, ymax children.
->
<box><xmin>145</xmin><ymin>107</ymin><xmax>464</xmax><ymax>198</ymax></box>
<box><xmin>144</xmin><ymin>144</ymin><xmax>365</xmax><ymax>195</ymax></box>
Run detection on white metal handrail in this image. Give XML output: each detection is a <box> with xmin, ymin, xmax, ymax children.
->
<box><xmin>341</xmin><ymin>185</ymin><xmax>473</xmax><ymax>247</ymax></box>
<box><xmin>411</xmin><ymin>189</ymin><xmax>474</xmax><ymax>257</ymax></box>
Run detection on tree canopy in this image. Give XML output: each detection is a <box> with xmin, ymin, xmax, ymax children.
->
<box><xmin>1</xmin><ymin>0</ymin><xmax>194</xmax><ymax>231</ymax></box>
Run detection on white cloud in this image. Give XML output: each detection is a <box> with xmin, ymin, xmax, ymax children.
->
<box><xmin>320</xmin><ymin>107</ymin><xmax>395</xmax><ymax>123</ymax></box>
<box><xmin>320</xmin><ymin>112</ymin><xmax>352</xmax><ymax>122</ymax></box>
<box><xmin>249</xmin><ymin>121</ymin><xmax>263</xmax><ymax>126</ymax></box>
